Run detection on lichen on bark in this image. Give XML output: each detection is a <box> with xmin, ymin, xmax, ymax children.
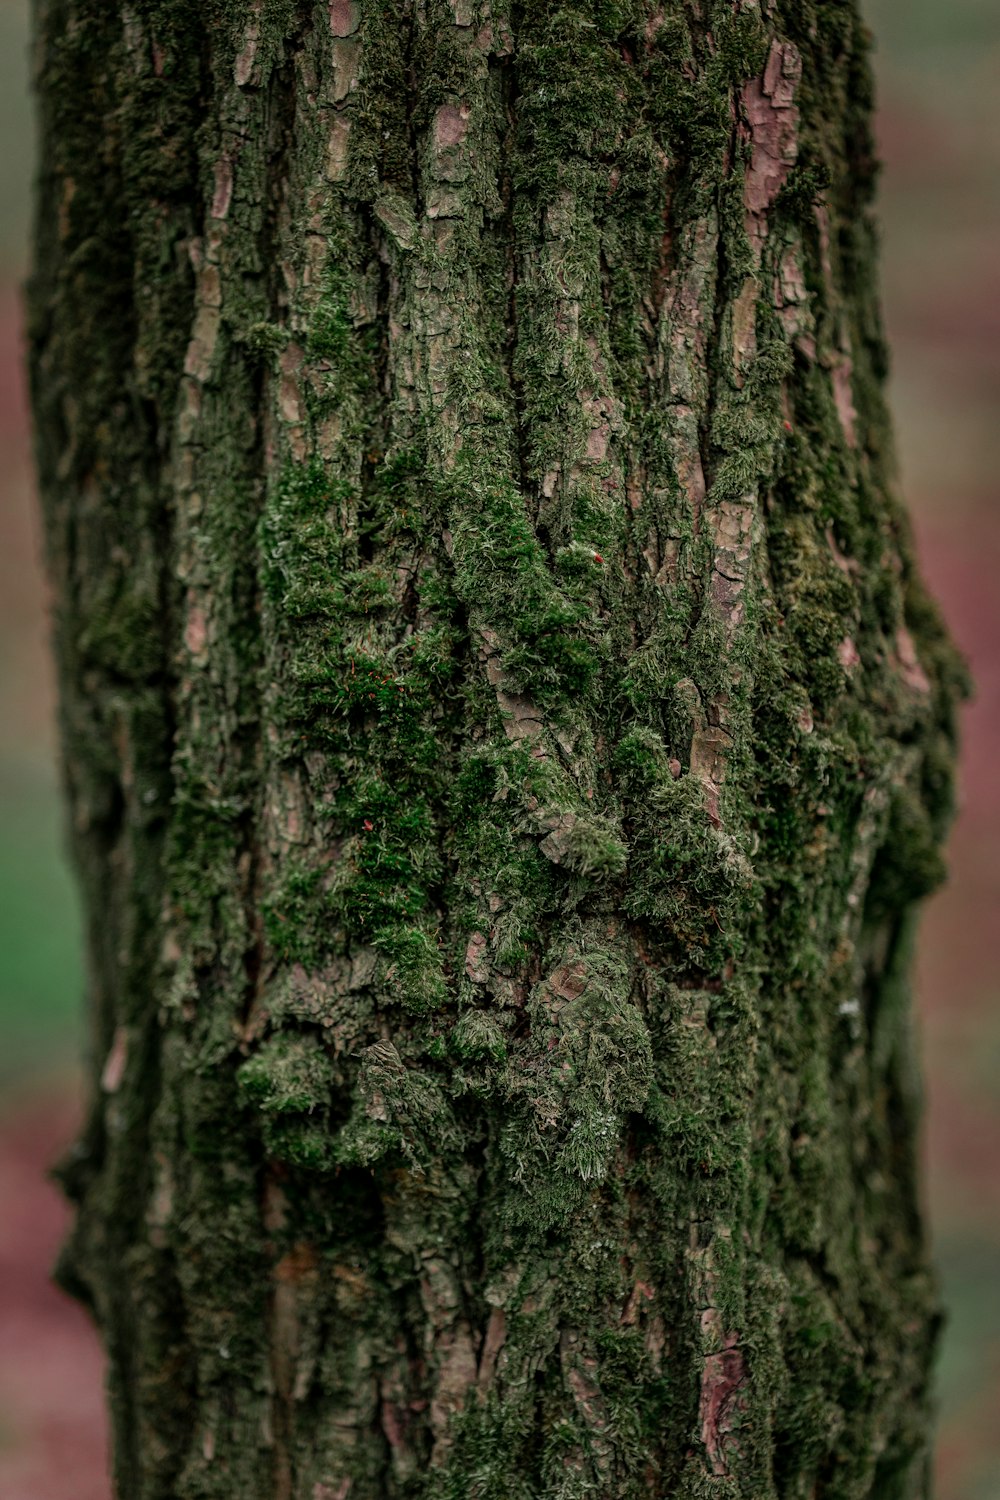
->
<box><xmin>29</xmin><ymin>1</ymin><xmax>965</xmax><ymax>1497</ymax></box>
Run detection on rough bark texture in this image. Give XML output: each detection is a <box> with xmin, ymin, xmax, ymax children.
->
<box><xmin>29</xmin><ymin>2</ymin><xmax>966</xmax><ymax>1497</ymax></box>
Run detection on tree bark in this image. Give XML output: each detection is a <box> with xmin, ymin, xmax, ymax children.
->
<box><xmin>29</xmin><ymin>1</ymin><xmax>965</xmax><ymax>1496</ymax></box>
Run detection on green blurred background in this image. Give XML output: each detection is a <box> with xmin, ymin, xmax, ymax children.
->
<box><xmin>0</xmin><ymin>1</ymin><xmax>997</xmax><ymax>1494</ymax></box>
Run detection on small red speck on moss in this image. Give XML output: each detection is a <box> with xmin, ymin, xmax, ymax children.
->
<box><xmin>363</xmin><ymin>819</ymin><xmax>373</xmax><ymax>831</ymax></box>
<box><xmin>593</xmin><ymin>553</ymin><xmax>604</xmax><ymax>563</ymax></box>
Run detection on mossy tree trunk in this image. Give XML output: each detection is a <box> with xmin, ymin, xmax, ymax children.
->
<box><xmin>29</xmin><ymin>1</ymin><xmax>964</xmax><ymax>1496</ymax></box>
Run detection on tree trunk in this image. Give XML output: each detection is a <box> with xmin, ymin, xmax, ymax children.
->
<box><xmin>28</xmin><ymin>1</ymin><xmax>965</xmax><ymax>1496</ymax></box>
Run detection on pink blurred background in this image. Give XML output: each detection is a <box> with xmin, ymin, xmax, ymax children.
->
<box><xmin>0</xmin><ymin>1</ymin><xmax>997</xmax><ymax>1494</ymax></box>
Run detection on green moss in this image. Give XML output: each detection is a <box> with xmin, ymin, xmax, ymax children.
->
<box><xmin>263</xmin><ymin>862</ymin><xmax>333</xmax><ymax>968</ymax></box>
<box><xmin>372</xmin><ymin>924</ymin><xmax>448</xmax><ymax>1013</ymax></box>
<box><xmin>238</xmin><ymin>1033</ymin><xmax>335</xmax><ymax>1115</ymax></box>
<box><xmin>549</xmin><ymin>814</ymin><xmax>629</xmax><ymax>879</ymax></box>
<box><xmin>490</xmin><ymin>957</ymin><xmax>655</xmax><ymax>1229</ymax></box>
<box><xmin>451</xmin><ymin>1009</ymin><xmax>507</xmax><ymax>1062</ymax></box>
<box><xmin>619</xmin><ymin>755</ymin><xmax>754</xmax><ymax>965</ymax></box>
<box><xmin>236</xmin><ymin>1034</ymin><xmax>340</xmax><ymax>1168</ymax></box>
<box><xmin>335</xmin><ymin>1040</ymin><xmax>458</xmax><ymax>1172</ymax></box>
<box><xmin>865</xmin><ymin>788</ymin><xmax>948</xmax><ymax>918</ymax></box>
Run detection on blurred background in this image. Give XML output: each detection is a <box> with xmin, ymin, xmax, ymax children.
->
<box><xmin>0</xmin><ymin>0</ymin><xmax>997</xmax><ymax>1494</ymax></box>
